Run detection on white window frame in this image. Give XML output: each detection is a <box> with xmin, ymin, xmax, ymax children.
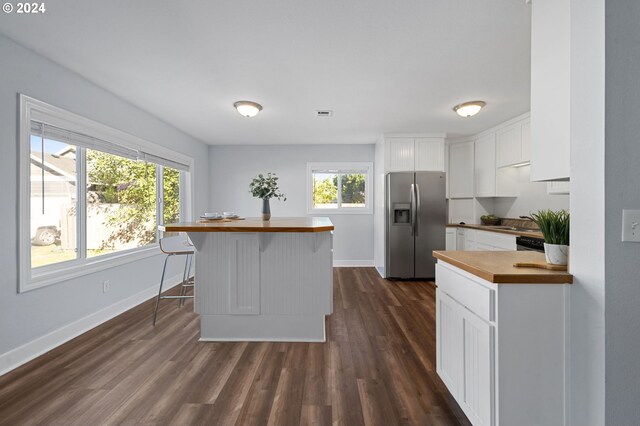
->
<box><xmin>19</xmin><ymin>95</ymin><xmax>195</xmax><ymax>293</ymax></box>
<box><xmin>306</xmin><ymin>162</ymin><xmax>373</xmax><ymax>214</ymax></box>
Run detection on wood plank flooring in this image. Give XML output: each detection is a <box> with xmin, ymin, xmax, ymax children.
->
<box><xmin>0</xmin><ymin>267</ymin><xmax>470</xmax><ymax>426</ymax></box>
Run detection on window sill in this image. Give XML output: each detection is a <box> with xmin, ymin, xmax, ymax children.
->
<box><xmin>307</xmin><ymin>209</ymin><xmax>373</xmax><ymax>215</ymax></box>
<box><xmin>21</xmin><ymin>245</ymin><xmax>161</xmax><ymax>293</ymax></box>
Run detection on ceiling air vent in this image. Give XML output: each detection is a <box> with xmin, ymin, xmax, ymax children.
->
<box><xmin>316</xmin><ymin>110</ymin><xmax>333</xmax><ymax>117</ymax></box>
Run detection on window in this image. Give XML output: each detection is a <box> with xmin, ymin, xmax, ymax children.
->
<box><xmin>20</xmin><ymin>96</ymin><xmax>193</xmax><ymax>292</ymax></box>
<box><xmin>307</xmin><ymin>162</ymin><xmax>373</xmax><ymax>214</ymax></box>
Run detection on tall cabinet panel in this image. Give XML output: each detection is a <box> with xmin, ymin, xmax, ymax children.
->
<box><xmin>449</xmin><ymin>141</ymin><xmax>474</xmax><ymax>198</ymax></box>
<box><xmin>531</xmin><ymin>0</ymin><xmax>570</xmax><ymax>181</ymax></box>
<box><xmin>474</xmin><ymin>134</ymin><xmax>496</xmax><ymax>197</ymax></box>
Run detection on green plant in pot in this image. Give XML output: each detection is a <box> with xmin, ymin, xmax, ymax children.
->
<box><xmin>528</xmin><ymin>209</ymin><xmax>570</xmax><ymax>265</ymax></box>
<box><xmin>249</xmin><ymin>172</ymin><xmax>286</xmax><ymax>221</ymax></box>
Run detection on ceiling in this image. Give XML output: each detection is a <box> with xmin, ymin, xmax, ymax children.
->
<box><xmin>0</xmin><ymin>0</ymin><xmax>532</xmax><ymax>145</ymax></box>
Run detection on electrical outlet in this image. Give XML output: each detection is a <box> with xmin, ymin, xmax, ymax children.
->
<box><xmin>102</xmin><ymin>280</ymin><xmax>110</xmax><ymax>293</ymax></box>
<box><xmin>622</xmin><ymin>210</ymin><xmax>640</xmax><ymax>242</ymax></box>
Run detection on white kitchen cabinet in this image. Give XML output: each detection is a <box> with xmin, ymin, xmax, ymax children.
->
<box><xmin>474</xmin><ymin>134</ymin><xmax>496</xmax><ymax>198</ymax></box>
<box><xmin>384</xmin><ymin>136</ymin><xmax>445</xmax><ymax>172</ymax></box>
<box><xmin>530</xmin><ymin>0</ymin><xmax>570</xmax><ymax>181</ymax></box>
<box><xmin>385</xmin><ymin>138</ymin><xmax>414</xmax><ymax>172</ymax></box>
<box><xmin>463</xmin><ymin>229</ymin><xmax>477</xmax><ymax>251</ymax></box>
<box><xmin>436</xmin><ymin>261</ymin><xmax>569</xmax><ymax>426</ymax></box>
<box><xmin>456</xmin><ymin>228</ymin><xmax>465</xmax><ymax>250</ymax></box>
<box><xmin>449</xmin><ymin>141</ymin><xmax>474</xmax><ymax>198</ymax></box>
<box><xmin>415</xmin><ymin>138</ymin><xmax>445</xmax><ymax>171</ymax></box>
<box><xmin>446</xmin><ymin>228</ymin><xmax>457</xmax><ymax>250</ymax></box>
<box><xmin>496</xmin><ymin>118</ymin><xmax>530</xmax><ymax>168</ymax></box>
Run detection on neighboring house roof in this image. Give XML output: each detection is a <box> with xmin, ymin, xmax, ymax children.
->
<box><xmin>30</xmin><ymin>152</ymin><xmax>76</xmax><ymax>181</ymax></box>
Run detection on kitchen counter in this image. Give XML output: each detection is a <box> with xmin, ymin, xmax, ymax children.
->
<box><xmin>162</xmin><ymin>217</ymin><xmax>334</xmax><ymax>233</ymax></box>
<box><xmin>433</xmin><ymin>250</ymin><xmax>573</xmax><ymax>284</ymax></box>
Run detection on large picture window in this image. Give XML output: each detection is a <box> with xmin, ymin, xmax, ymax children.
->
<box><xmin>306</xmin><ymin>162</ymin><xmax>373</xmax><ymax>214</ymax></box>
<box><xmin>20</xmin><ymin>96</ymin><xmax>193</xmax><ymax>292</ymax></box>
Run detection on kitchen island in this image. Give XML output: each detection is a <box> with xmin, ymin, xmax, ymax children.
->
<box><xmin>163</xmin><ymin>217</ymin><xmax>334</xmax><ymax>342</ymax></box>
<box><xmin>433</xmin><ymin>250</ymin><xmax>572</xmax><ymax>426</ymax></box>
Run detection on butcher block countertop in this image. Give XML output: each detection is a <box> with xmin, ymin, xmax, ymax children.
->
<box><xmin>161</xmin><ymin>217</ymin><xmax>334</xmax><ymax>233</ymax></box>
<box><xmin>433</xmin><ymin>250</ymin><xmax>573</xmax><ymax>284</ymax></box>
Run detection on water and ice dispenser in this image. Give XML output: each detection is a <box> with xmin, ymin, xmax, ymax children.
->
<box><xmin>392</xmin><ymin>203</ymin><xmax>411</xmax><ymax>225</ymax></box>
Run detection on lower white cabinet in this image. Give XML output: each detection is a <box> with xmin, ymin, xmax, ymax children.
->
<box><xmin>446</xmin><ymin>228</ymin><xmax>457</xmax><ymax>250</ymax></box>
<box><xmin>437</xmin><ymin>290</ymin><xmax>493</xmax><ymax>426</ymax></box>
<box><xmin>436</xmin><ymin>262</ymin><xmax>568</xmax><ymax>426</ymax></box>
<box><xmin>451</xmin><ymin>228</ymin><xmax>516</xmax><ymax>252</ymax></box>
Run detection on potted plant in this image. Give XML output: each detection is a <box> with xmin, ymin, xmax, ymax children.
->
<box><xmin>528</xmin><ymin>209</ymin><xmax>570</xmax><ymax>265</ymax></box>
<box><xmin>249</xmin><ymin>172</ymin><xmax>286</xmax><ymax>220</ymax></box>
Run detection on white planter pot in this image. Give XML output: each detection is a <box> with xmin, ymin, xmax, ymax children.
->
<box><xmin>544</xmin><ymin>243</ymin><xmax>569</xmax><ymax>266</ymax></box>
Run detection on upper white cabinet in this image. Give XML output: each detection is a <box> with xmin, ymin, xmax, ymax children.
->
<box><xmin>415</xmin><ymin>138</ymin><xmax>445</xmax><ymax>171</ymax></box>
<box><xmin>530</xmin><ymin>0</ymin><xmax>570</xmax><ymax>181</ymax></box>
<box><xmin>448</xmin><ymin>141</ymin><xmax>474</xmax><ymax>198</ymax></box>
<box><xmin>385</xmin><ymin>138</ymin><xmax>414</xmax><ymax>171</ymax></box>
<box><xmin>496</xmin><ymin>118</ymin><xmax>530</xmax><ymax>168</ymax></box>
<box><xmin>384</xmin><ymin>136</ymin><xmax>445</xmax><ymax>172</ymax></box>
<box><xmin>474</xmin><ymin>133</ymin><xmax>497</xmax><ymax>197</ymax></box>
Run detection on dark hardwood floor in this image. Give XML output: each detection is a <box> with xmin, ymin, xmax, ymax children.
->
<box><xmin>0</xmin><ymin>267</ymin><xmax>470</xmax><ymax>426</ymax></box>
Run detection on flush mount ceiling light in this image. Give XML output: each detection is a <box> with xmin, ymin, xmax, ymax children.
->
<box><xmin>453</xmin><ymin>101</ymin><xmax>486</xmax><ymax>118</ymax></box>
<box><xmin>234</xmin><ymin>101</ymin><xmax>262</xmax><ymax>118</ymax></box>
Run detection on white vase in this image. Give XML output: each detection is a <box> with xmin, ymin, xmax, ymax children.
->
<box><xmin>544</xmin><ymin>243</ymin><xmax>569</xmax><ymax>265</ymax></box>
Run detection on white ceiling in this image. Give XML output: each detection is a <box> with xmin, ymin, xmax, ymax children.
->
<box><xmin>0</xmin><ymin>0</ymin><xmax>532</xmax><ymax>145</ymax></box>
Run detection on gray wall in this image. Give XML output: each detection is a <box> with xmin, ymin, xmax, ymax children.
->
<box><xmin>0</xmin><ymin>35</ymin><xmax>209</xmax><ymax>356</ymax></box>
<box><xmin>208</xmin><ymin>145</ymin><xmax>375</xmax><ymax>264</ymax></box>
<box><xmin>605</xmin><ymin>1</ymin><xmax>640</xmax><ymax>422</ymax></box>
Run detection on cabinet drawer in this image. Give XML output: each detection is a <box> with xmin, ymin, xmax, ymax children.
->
<box><xmin>476</xmin><ymin>230</ymin><xmax>516</xmax><ymax>251</ymax></box>
<box><xmin>436</xmin><ymin>263</ymin><xmax>494</xmax><ymax>322</ymax></box>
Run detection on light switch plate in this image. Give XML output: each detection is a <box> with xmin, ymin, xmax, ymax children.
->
<box><xmin>622</xmin><ymin>210</ymin><xmax>640</xmax><ymax>242</ymax></box>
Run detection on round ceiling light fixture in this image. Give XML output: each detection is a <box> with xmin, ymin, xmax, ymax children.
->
<box><xmin>453</xmin><ymin>100</ymin><xmax>486</xmax><ymax>118</ymax></box>
<box><xmin>234</xmin><ymin>101</ymin><xmax>263</xmax><ymax>118</ymax></box>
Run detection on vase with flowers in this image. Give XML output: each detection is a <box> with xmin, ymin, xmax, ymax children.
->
<box><xmin>249</xmin><ymin>172</ymin><xmax>287</xmax><ymax>220</ymax></box>
<box><xmin>527</xmin><ymin>209</ymin><xmax>570</xmax><ymax>265</ymax></box>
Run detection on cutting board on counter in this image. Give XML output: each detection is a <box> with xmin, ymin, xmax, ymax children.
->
<box><xmin>513</xmin><ymin>261</ymin><xmax>567</xmax><ymax>271</ymax></box>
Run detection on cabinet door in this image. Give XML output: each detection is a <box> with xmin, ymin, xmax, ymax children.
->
<box><xmin>228</xmin><ymin>233</ymin><xmax>260</xmax><ymax>315</ymax></box>
<box><xmin>464</xmin><ymin>229</ymin><xmax>477</xmax><ymax>251</ymax></box>
<box><xmin>446</xmin><ymin>228</ymin><xmax>457</xmax><ymax>250</ymax></box>
<box><xmin>449</xmin><ymin>142</ymin><xmax>474</xmax><ymax>198</ymax></box>
<box><xmin>436</xmin><ymin>289</ymin><xmax>463</xmax><ymax>398</ymax></box>
<box><xmin>460</xmin><ymin>310</ymin><xmax>494</xmax><ymax>426</ymax></box>
<box><xmin>415</xmin><ymin>138</ymin><xmax>445</xmax><ymax>171</ymax></box>
<box><xmin>386</xmin><ymin>138</ymin><xmax>415</xmax><ymax>172</ymax></box>
<box><xmin>474</xmin><ymin>134</ymin><xmax>496</xmax><ymax>197</ymax></box>
<box><xmin>496</xmin><ymin>124</ymin><xmax>521</xmax><ymax>167</ymax></box>
<box><xmin>456</xmin><ymin>228</ymin><xmax>465</xmax><ymax>250</ymax></box>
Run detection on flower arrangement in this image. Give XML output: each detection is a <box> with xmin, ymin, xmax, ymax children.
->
<box><xmin>528</xmin><ymin>209</ymin><xmax>570</xmax><ymax>245</ymax></box>
<box><xmin>249</xmin><ymin>172</ymin><xmax>287</xmax><ymax>201</ymax></box>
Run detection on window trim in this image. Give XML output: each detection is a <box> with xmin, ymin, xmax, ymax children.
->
<box><xmin>19</xmin><ymin>95</ymin><xmax>195</xmax><ymax>293</ymax></box>
<box><xmin>306</xmin><ymin>162</ymin><xmax>373</xmax><ymax>215</ymax></box>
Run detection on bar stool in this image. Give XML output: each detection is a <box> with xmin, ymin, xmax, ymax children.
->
<box><xmin>152</xmin><ymin>235</ymin><xmax>195</xmax><ymax>325</ymax></box>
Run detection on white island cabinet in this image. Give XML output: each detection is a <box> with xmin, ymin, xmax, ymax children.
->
<box><xmin>163</xmin><ymin>217</ymin><xmax>334</xmax><ymax>342</ymax></box>
<box><xmin>433</xmin><ymin>250</ymin><xmax>572</xmax><ymax>426</ymax></box>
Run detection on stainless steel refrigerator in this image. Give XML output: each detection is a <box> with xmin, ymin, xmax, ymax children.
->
<box><xmin>385</xmin><ymin>171</ymin><xmax>446</xmax><ymax>279</ymax></box>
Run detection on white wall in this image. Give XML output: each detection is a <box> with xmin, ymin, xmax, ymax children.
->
<box><xmin>604</xmin><ymin>1</ymin><xmax>640</xmax><ymax>423</ymax></box>
<box><xmin>208</xmin><ymin>144</ymin><xmax>375</xmax><ymax>265</ymax></box>
<box><xmin>0</xmin><ymin>35</ymin><xmax>209</xmax><ymax>371</ymax></box>
<box><xmin>569</xmin><ymin>0</ymin><xmax>605</xmax><ymax>424</ymax></box>
<box><xmin>493</xmin><ymin>166</ymin><xmax>570</xmax><ymax>218</ymax></box>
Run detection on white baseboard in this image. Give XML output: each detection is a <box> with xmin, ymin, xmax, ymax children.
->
<box><xmin>0</xmin><ymin>274</ymin><xmax>184</xmax><ymax>377</ymax></box>
<box><xmin>333</xmin><ymin>260</ymin><xmax>374</xmax><ymax>267</ymax></box>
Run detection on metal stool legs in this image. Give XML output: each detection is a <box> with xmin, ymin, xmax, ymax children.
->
<box><xmin>152</xmin><ymin>252</ymin><xmax>194</xmax><ymax>326</ymax></box>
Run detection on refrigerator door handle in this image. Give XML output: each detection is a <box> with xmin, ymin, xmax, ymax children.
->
<box><xmin>415</xmin><ymin>183</ymin><xmax>421</xmax><ymax>236</ymax></box>
<box><xmin>410</xmin><ymin>183</ymin><xmax>416</xmax><ymax>236</ymax></box>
